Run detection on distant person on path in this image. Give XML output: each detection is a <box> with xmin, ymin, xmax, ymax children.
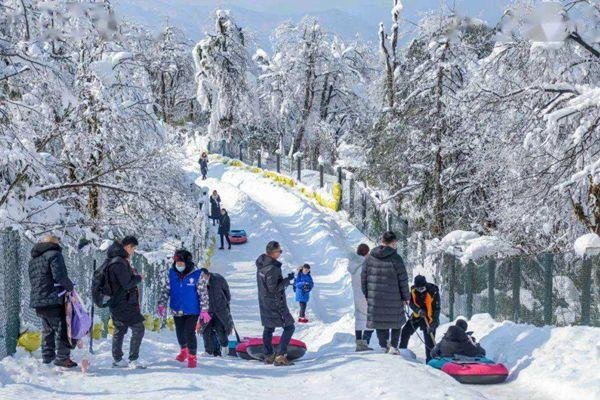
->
<box><xmin>361</xmin><ymin>231</ymin><xmax>410</xmax><ymax>354</ymax></box>
<box><xmin>210</xmin><ymin>190</ymin><xmax>221</xmax><ymax>226</ymax></box>
<box><xmin>399</xmin><ymin>275</ymin><xmax>440</xmax><ymax>362</ymax></box>
<box><xmin>293</xmin><ymin>264</ymin><xmax>314</xmax><ymax>323</ymax></box>
<box><xmin>157</xmin><ymin>249</ymin><xmax>210</xmax><ymax>368</ymax></box>
<box><xmin>256</xmin><ymin>241</ymin><xmax>296</xmax><ymax>366</ymax></box>
<box><xmin>199</xmin><ymin>268</ymin><xmax>233</xmax><ymax>357</ymax></box>
<box><xmin>28</xmin><ymin>234</ymin><xmax>77</xmax><ymax>368</ymax></box>
<box><xmin>199</xmin><ymin>152</ymin><xmax>209</xmax><ymax>180</ymax></box>
<box><xmin>105</xmin><ymin>236</ymin><xmax>146</xmax><ymax>369</ymax></box>
<box><xmin>430</xmin><ymin>319</ymin><xmax>486</xmax><ymax>359</ymax></box>
<box><xmin>349</xmin><ymin>243</ymin><xmax>374</xmax><ymax>352</ymax></box>
<box><xmin>218</xmin><ymin>208</ymin><xmax>231</xmax><ymax>250</ymax></box>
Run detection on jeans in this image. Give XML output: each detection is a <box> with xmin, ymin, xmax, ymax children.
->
<box><xmin>400</xmin><ymin>318</ymin><xmax>436</xmax><ymax>362</ymax></box>
<box><xmin>174</xmin><ymin>314</ymin><xmax>199</xmax><ymax>355</ymax></box>
<box><xmin>263</xmin><ymin>324</ymin><xmax>295</xmax><ymax>356</ymax></box>
<box><xmin>112</xmin><ymin>320</ymin><xmax>145</xmax><ymax>362</ymax></box>
<box><xmin>355</xmin><ymin>330</ymin><xmax>374</xmax><ymax>343</ymax></box>
<box><xmin>220</xmin><ymin>233</ymin><xmax>231</xmax><ymax>249</ymax></box>
<box><xmin>36</xmin><ymin>305</ymin><xmax>72</xmax><ymax>363</ymax></box>
<box><xmin>376</xmin><ymin>328</ymin><xmax>400</xmax><ymax>348</ymax></box>
<box><xmin>299</xmin><ymin>302</ymin><xmax>307</xmax><ymax>318</ymax></box>
<box><xmin>202</xmin><ymin>316</ymin><xmax>229</xmax><ymax>355</ymax></box>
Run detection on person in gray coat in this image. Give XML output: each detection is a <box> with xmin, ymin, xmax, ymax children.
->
<box><xmin>256</xmin><ymin>241</ymin><xmax>296</xmax><ymax>366</ymax></box>
<box><xmin>361</xmin><ymin>231</ymin><xmax>410</xmax><ymax>354</ymax></box>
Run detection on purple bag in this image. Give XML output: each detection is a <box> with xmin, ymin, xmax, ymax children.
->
<box><xmin>65</xmin><ymin>290</ymin><xmax>92</xmax><ymax>344</ymax></box>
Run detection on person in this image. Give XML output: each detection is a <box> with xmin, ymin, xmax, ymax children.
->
<box><xmin>28</xmin><ymin>234</ymin><xmax>77</xmax><ymax>368</ymax></box>
<box><xmin>209</xmin><ymin>190</ymin><xmax>221</xmax><ymax>226</ymax></box>
<box><xmin>399</xmin><ymin>275</ymin><xmax>440</xmax><ymax>362</ymax></box>
<box><xmin>199</xmin><ymin>152</ymin><xmax>209</xmax><ymax>180</ymax></box>
<box><xmin>293</xmin><ymin>264</ymin><xmax>314</xmax><ymax>323</ymax></box>
<box><xmin>218</xmin><ymin>208</ymin><xmax>231</xmax><ymax>250</ymax></box>
<box><xmin>430</xmin><ymin>319</ymin><xmax>486</xmax><ymax>359</ymax></box>
<box><xmin>361</xmin><ymin>231</ymin><xmax>410</xmax><ymax>355</ymax></box>
<box><xmin>157</xmin><ymin>250</ymin><xmax>211</xmax><ymax>368</ymax></box>
<box><xmin>349</xmin><ymin>243</ymin><xmax>374</xmax><ymax>352</ymax></box>
<box><xmin>105</xmin><ymin>236</ymin><xmax>146</xmax><ymax>369</ymax></box>
<box><xmin>198</xmin><ymin>268</ymin><xmax>233</xmax><ymax>357</ymax></box>
<box><xmin>256</xmin><ymin>241</ymin><xmax>296</xmax><ymax>366</ymax></box>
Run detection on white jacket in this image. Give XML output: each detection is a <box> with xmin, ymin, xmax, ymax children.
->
<box><xmin>347</xmin><ymin>256</ymin><xmax>368</xmax><ymax>331</ymax></box>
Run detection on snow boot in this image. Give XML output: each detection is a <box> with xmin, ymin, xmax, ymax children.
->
<box><xmin>129</xmin><ymin>359</ymin><xmax>147</xmax><ymax>369</ymax></box>
<box><xmin>188</xmin><ymin>354</ymin><xmax>197</xmax><ymax>368</ymax></box>
<box><xmin>176</xmin><ymin>347</ymin><xmax>189</xmax><ymax>362</ymax></box>
<box><xmin>263</xmin><ymin>354</ymin><xmax>276</xmax><ymax>365</ymax></box>
<box><xmin>54</xmin><ymin>358</ymin><xmax>78</xmax><ymax>369</ymax></box>
<box><xmin>221</xmin><ymin>346</ymin><xmax>229</xmax><ymax>357</ymax></box>
<box><xmin>274</xmin><ymin>354</ymin><xmax>294</xmax><ymax>367</ymax></box>
<box><xmin>355</xmin><ymin>340</ymin><xmax>373</xmax><ymax>352</ymax></box>
<box><xmin>112</xmin><ymin>359</ymin><xmax>129</xmax><ymax>368</ymax></box>
<box><xmin>386</xmin><ymin>341</ymin><xmax>400</xmax><ymax>355</ymax></box>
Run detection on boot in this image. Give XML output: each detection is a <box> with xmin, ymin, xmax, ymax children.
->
<box><xmin>263</xmin><ymin>354</ymin><xmax>276</xmax><ymax>365</ymax></box>
<box><xmin>54</xmin><ymin>358</ymin><xmax>78</xmax><ymax>369</ymax></box>
<box><xmin>274</xmin><ymin>354</ymin><xmax>295</xmax><ymax>366</ymax></box>
<box><xmin>221</xmin><ymin>346</ymin><xmax>229</xmax><ymax>357</ymax></box>
<box><xmin>355</xmin><ymin>339</ymin><xmax>373</xmax><ymax>352</ymax></box>
<box><xmin>176</xmin><ymin>347</ymin><xmax>189</xmax><ymax>362</ymax></box>
<box><xmin>386</xmin><ymin>341</ymin><xmax>400</xmax><ymax>355</ymax></box>
<box><xmin>188</xmin><ymin>354</ymin><xmax>197</xmax><ymax>368</ymax></box>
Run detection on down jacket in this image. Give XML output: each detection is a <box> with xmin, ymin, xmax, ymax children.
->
<box><xmin>256</xmin><ymin>254</ymin><xmax>294</xmax><ymax>328</ymax></box>
<box><xmin>28</xmin><ymin>242</ymin><xmax>74</xmax><ymax>308</ymax></box>
<box><xmin>431</xmin><ymin>325</ymin><xmax>486</xmax><ymax>358</ymax></box>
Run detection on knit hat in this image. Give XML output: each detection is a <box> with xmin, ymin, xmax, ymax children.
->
<box><xmin>414</xmin><ymin>275</ymin><xmax>427</xmax><ymax>288</ymax></box>
<box><xmin>455</xmin><ymin>319</ymin><xmax>468</xmax><ymax>331</ymax></box>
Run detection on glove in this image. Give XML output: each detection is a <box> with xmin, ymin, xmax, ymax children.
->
<box><xmin>157</xmin><ymin>304</ymin><xmax>166</xmax><ymax>318</ymax></box>
<box><xmin>287</xmin><ymin>272</ymin><xmax>295</xmax><ymax>282</ymax></box>
<box><xmin>200</xmin><ymin>310</ymin><xmax>212</xmax><ymax>324</ymax></box>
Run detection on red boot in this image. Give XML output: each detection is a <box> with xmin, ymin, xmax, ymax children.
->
<box><xmin>188</xmin><ymin>354</ymin><xmax>197</xmax><ymax>368</ymax></box>
<box><xmin>176</xmin><ymin>347</ymin><xmax>188</xmax><ymax>362</ymax></box>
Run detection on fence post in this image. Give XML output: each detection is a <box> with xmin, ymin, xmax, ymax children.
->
<box><xmin>257</xmin><ymin>151</ymin><xmax>262</xmax><ymax>169</ymax></box>
<box><xmin>466</xmin><ymin>260</ymin><xmax>474</xmax><ymax>319</ymax></box>
<box><xmin>349</xmin><ymin>176</ymin><xmax>355</xmax><ymax>218</ymax></box>
<box><xmin>542</xmin><ymin>252</ymin><xmax>553</xmax><ymax>325</ymax></box>
<box><xmin>337</xmin><ymin>167</ymin><xmax>343</xmax><ymax>211</ymax></box>
<box><xmin>0</xmin><ymin>229</ymin><xmax>21</xmax><ymax>357</ymax></box>
<box><xmin>361</xmin><ymin>192</ymin><xmax>367</xmax><ymax>229</ymax></box>
<box><xmin>512</xmin><ymin>257</ymin><xmax>521</xmax><ymax>322</ymax></box>
<box><xmin>487</xmin><ymin>257</ymin><xmax>496</xmax><ymax>318</ymax></box>
<box><xmin>385</xmin><ymin>212</ymin><xmax>391</xmax><ymax>231</ymax></box>
<box><xmin>221</xmin><ymin>139</ymin><xmax>226</xmax><ymax>156</ymax></box>
<box><xmin>445</xmin><ymin>253</ymin><xmax>456</xmax><ymax>321</ymax></box>
<box><xmin>319</xmin><ymin>164</ymin><xmax>324</xmax><ymax>188</ymax></box>
<box><xmin>297</xmin><ymin>157</ymin><xmax>301</xmax><ymax>181</ymax></box>
<box><xmin>239</xmin><ymin>144</ymin><xmax>243</xmax><ymax>162</ymax></box>
<box><xmin>580</xmin><ymin>255</ymin><xmax>593</xmax><ymax>325</ymax></box>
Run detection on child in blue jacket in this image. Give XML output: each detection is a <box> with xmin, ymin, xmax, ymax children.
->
<box><xmin>294</xmin><ymin>264</ymin><xmax>314</xmax><ymax>323</ymax></box>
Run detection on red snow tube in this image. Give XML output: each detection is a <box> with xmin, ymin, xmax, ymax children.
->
<box><xmin>441</xmin><ymin>361</ymin><xmax>509</xmax><ymax>384</ymax></box>
<box><xmin>235</xmin><ymin>336</ymin><xmax>307</xmax><ymax>361</ymax></box>
<box><xmin>229</xmin><ymin>229</ymin><xmax>247</xmax><ymax>244</ymax></box>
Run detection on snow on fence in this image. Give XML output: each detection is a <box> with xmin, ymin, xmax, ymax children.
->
<box><xmin>209</xmin><ymin>139</ymin><xmax>599</xmax><ymax>329</ymax></box>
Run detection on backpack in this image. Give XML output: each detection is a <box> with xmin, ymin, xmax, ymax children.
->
<box><xmin>91</xmin><ymin>257</ymin><xmax>121</xmax><ymax>308</ymax></box>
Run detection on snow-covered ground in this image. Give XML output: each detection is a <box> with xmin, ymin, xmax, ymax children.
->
<box><xmin>1</xmin><ymin>158</ymin><xmax>598</xmax><ymax>400</ymax></box>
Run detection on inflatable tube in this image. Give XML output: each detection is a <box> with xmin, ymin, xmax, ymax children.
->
<box><xmin>428</xmin><ymin>356</ymin><xmax>495</xmax><ymax>370</ymax></box>
<box><xmin>440</xmin><ymin>360</ymin><xmax>509</xmax><ymax>385</ymax></box>
<box><xmin>236</xmin><ymin>336</ymin><xmax>307</xmax><ymax>361</ymax></box>
<box><xmin>229</xmin><ymin>230</ymin><xmax>247</xmax><ymax>245</ymax></box>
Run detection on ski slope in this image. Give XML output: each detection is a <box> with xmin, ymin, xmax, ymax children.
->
<box><xmin>1</xmin><ymin>158</ymin><xmax>597</xmax><ymax>400</ymax></box>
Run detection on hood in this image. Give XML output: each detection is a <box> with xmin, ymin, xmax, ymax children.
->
<box><xmin>445</xmin><ymin>325</ymin><xmax>469</xmax><ymax>343</ymax></box>
<box><xmin>31</xmin><ymin>242</ymin><xmax>61</xmax><ymax>258</ymax></box>
<box><xmin>256</xmin><ymin>254</ymin><xmax>281</xmax><ymax>270</ymax></box>
<box><xmin>370</xmin><ymin>245</ymin><xmax>397</xmax><ymax>260</ymax></box>
<box><xmin>107</xmin><ymin>241</ymin><xmax>128</xmax><ymax>259</ymax></box>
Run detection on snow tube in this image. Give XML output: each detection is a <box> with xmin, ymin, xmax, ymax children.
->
<box><xmin>229</xmin><ymin>229</ymin><xmax>247</xmax><ymax>244</ymax></box>
<box><xmin>428</xmin><ymin>356</ymin><xmax>495</xmax><ymax>370</ymax></box>
<box><xmin>235</xmin><ymin>336</ymin><xmax>307</xmax><ymax>361</ymax></box>
<box><xmin>438</xmin><ymin>358</ymin><xmax>509</xmax><ymax>384</ymax></box>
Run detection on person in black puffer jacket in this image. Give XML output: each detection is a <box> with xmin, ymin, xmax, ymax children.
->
<box><xmin>28</xmin><ymin>234</ymin><xmax>77</xmax><ymax>368</ymax></box>
<box><xmin>218</xmin><ymin>208</ymin><xmax>231</xmax><ymax>250</ymax></box>
<box><xmin>200</xmin><ymin>268</ymin><xmax>233</xmax><ymax>357</ymax></box>
<box><xmin>430</xmin><ymin>319</ymin><xmax>486</xmax><ymax>359</ymax></box>
<box><xmin>361</xmin><ymin>231</ymin><xmax>410</xmax><ymax>354</ymax></box>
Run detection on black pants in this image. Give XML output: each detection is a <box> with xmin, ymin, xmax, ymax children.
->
<box><xmin>112</xmin><ymin>320</ymin><xmax>145</xmax><ymax>362</ymax></box>
<box><xmin>299</xmin><ymin>302</ymin><xmax>307</xmax><ymax>318</ymax></box>
<box><xmin>174</xmin><ymin>314</ymin><xmax>199</xmax><ymax>355</ymax></box>
<box><xmin>36</xmin><ymin>305</ymin><xmax>71</xmax><ymax>364</ymax></box>
<box><xmin>376</xmin><ymin>328</ymin><xmax>400</xmax><ymax>348</ymax></box>
<box><xmin>355</xmin><ymin>330</ymin><xmax>374</xmax><ymax>343</ymax></box>
<box><xmin>212</xmin><ymin>216</ymin><xmax>220</xmax><ymax>226</ymax></box>
<box><xmin>202</xmin><ymin>316</ymin><xmax>229</xmax><ymax>355</ymax></box>
<box><xmin>400</xmin><ymin>318</ymin><xmax>436</xmax><ymax>362</ymax></box>
<box><xmin>220</xmin><ymin>233</ymin><xmax>231</xmax><ymax>249</ymax></box>
<box><xmin>201</xmin><ymin>169</ymin><xmax>207</xmax><ymax>180</ymax></box>
<box><xmin>263</xmin><ymin>324</ymin><xmax>295</xmax><ymax>356</ymax></box>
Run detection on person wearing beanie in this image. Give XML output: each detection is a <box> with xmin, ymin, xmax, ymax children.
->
<box><xmin>348</xmin><ymin>243</ymin><xmax>374</xmax><ymax>351</ymax></box>
<box><xmin>157</xmin><ymin>249</ymin><xmax>211</xmax><ymax>368</ymax></box>
<box><xmin>430</xmin><ymin>318</ymin><xmax>486</xmax><ymax>359</ymax></box>
<box><xmin>399</xmin><ymin>275</ymin><xmax>441</xmax><ymax>362</ymax></box>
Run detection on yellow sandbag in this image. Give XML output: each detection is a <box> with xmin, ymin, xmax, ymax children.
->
<box><xmin>92</xmin><ymin>322</ymin><xmax>103</xmax><ymax>340</ymax></box>
<box><xmin>153</xmin><ymin>317</ymin><xmax>161</xmax><ymax>332</ymax></box>
<box><xmin>166</xmin><ymin>316</ymin><xmax>175</xmax><ymax>331</ymax></box>
<box><xmin>18</xmin><ymin>331</ymin><xmax>42</xmax><ymax>353</ymax></box>
<box><xmin>143</xmin><ymin>313</ymin><xmax>153</xmax><ymax>330</ymax></box>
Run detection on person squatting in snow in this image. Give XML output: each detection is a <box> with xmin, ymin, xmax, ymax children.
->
<box><xmin>350</xmin><ymin>243</ymin><xmax>374</xmax><ymax>351</ymax></box>
<box><xmin>293</xmin><ymin>264</ymin><xmax>314</xmax><ymax>323</ymax></box>
<box><xmin>431</xmin><ymin>319</ymin><xmax>486</xmax><ymax>359</ymax></box>
<box><xmin>157</xmin><ymin>249</ymin><xmax>211</xmax><ymax>368</ymax></box>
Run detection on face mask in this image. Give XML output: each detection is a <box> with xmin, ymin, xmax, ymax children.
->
<box><xmin>176</xmin><ymin>265</ymin><xmax>186</xmax><ymax>273</ymax></box>
<box><xmin>416</xmin><ymin>286</ymin><xmax>426</xmax><ymax>293</ymax></box>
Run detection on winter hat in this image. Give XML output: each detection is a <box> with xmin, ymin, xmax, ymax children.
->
<box><xmin>414</xmin><ymin>275</ymin><xmax>427</xmax><ymax>288</ymax></box>
<box><xmin>455</xmin><ymin>319</ymin><xmax>468</xmax><ymax>331</ymax></box>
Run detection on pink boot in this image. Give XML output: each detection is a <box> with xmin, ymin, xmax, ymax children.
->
<box><xmin>188</xmin><ymin>354</ymin><xmax>197</xmax><ymax>368</ymax></box>
<box><xmin>176</xmin><ymin>347</ymin><xmax>188</xmax><ymax>362</ymax></box>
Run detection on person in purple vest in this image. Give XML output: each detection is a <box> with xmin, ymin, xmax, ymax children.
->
<box><xmin>158</xmin><ymin>249</ymin><xmax>211</xmax><ymax>368</ymax></box>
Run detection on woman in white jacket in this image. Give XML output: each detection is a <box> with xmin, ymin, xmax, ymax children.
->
<box><xmin>348</xmin><ymin>243</ymin><xmax>374</xmax><ymax>351</ymax></box>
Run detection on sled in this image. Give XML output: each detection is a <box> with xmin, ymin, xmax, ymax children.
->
<box><xmin>428</xmin><ymin>356</ymin><xmax>509</xmax><ymax>384</ymax></box>
<box><xmin>235</xmin><ymin>336</ymin><xmax>307</xmax><ymax>361</ymax></box>
<box><xmin>229</xmin><ymin>229</ymin><xmax>248</xmax><ymax>244</ymax></box>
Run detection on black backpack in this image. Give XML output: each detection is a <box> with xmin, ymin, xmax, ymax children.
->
<box><xmin>91</xmin><ymin>257</ymin><xmax>121</xmax><ymax>308</ymax></box>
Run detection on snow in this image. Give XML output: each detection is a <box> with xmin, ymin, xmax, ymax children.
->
<box><xmin>573</xmin><ymin>233</ymin><xmax>600</xmax><ymax>257</ymax></box>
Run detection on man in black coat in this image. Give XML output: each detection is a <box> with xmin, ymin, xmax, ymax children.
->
<box><xmin>200</xmin><ymin>268</ymin><xmax>233</xmax><ymax>356</ymax></box>
<box><xmin>399</xmin><ymin>275</ymin><xmax>441</xmax><ymax>362</ymax></box>
<box><xmin>198</xmin><ymin>152</ymin><xmax>209</xmax><ymax>180</ymax></box>
<box><xmin>361</xmin><ymin>231</ymin><xmax>410</xmax><ymax>354</ymax></box>
<box><xmin>256</xmin><ymin>241</ymin><xmax>295</xmax><ymax>366</ymax></box>
<box><xmin>28</xmin><ymin>234</ymin><xmax>77</xmax><ymax>368</ymax></box>
<box><xmin>431</xmin><ymin>319</ymin><xmax>486</xmax><ymax>359</ymax></box>
<box><xmin>218</xmin><ymin>208</ymin><xmax>231</xmax><ymax>250</ymax></box>
<box><xmin>105</xmin><ymin>236</ymin><xmax>146</xmax><ymax>368</ymax></box>
<box><xmin>209</xmin><ymin>190</ymin><xmax>221</xmax><ymax>226</ymax></box>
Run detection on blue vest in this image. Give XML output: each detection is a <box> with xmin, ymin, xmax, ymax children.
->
<box><xmin>169</xmin><ymin>268</ymin><xmax>201</xmax><ymax>315</ymax></box>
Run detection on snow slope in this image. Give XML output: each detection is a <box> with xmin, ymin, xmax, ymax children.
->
<box><xmin>1</xmin><ymin>157</ymin><xmax>598</xmax><ymax>400</ymax></box>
